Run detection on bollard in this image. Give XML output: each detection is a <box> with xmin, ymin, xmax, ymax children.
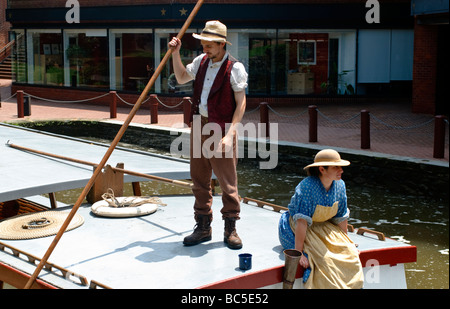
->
<box><xmin>183</xmin><ymin>97</ymin><xmax>191</xmax><ymax>127</ymax></box>
<box><xmin>17</xmin><ymin>90</ymin><xmax>24</xmax><ymax>118</ymax></box>
<box><xmin>433</xmin><ymin>115</ymin><xmax>446</xmax><ymax>158</ymax></box>
<box><xmin>260</xmin><ymin>102</ymin><xmax>269</xmax><ymax>138</ymax></box>
<box><xmin>308</xmin><ymin>105</ymin><xmax>317</xmax><ymax>142</ymax></box>
<box><xmin>23</xmin><ymin>95</ymin><xmax>31</xmax><ymax>116</ymax></box>
<box><xmin>109</xmin><ymin>91</ymin><xmax>117</xmax><ymax>119</ymax></box>
<box><xmin>150</xmin><ymin>94</ymin><xmax>158</xmax><ymax>124</ymax></box>
<box><xmin>361</xmin><ymin>110</ymin><xmax>370</xmax><ymax>149</ymax></box>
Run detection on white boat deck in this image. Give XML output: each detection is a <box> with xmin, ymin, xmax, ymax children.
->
<box><xmin>0</xmin><ymin>123</ymin><xmax>191</xmax><ymax>203</ymax></box>
<box><xmin>0</xmin><ymin>195</ymin><xmax>416</xmax><ymax>289</ymax></box>
<box><xmin>0</xmin><ymin>195</ymin><xmax>285</xmax><ymax>289</ymax></box>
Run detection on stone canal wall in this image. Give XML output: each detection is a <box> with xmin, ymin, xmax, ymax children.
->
<box><xmin>12</xmin><ymin>120</ymin><xmax>449</xmax><ymax>200</ymax></box>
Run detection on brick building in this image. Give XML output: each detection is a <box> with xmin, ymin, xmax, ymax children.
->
<box><xmin>0</xmin><ymin>0</ymin><xmax>10</xmax><ymax>47</ymax></box>
<box><xmin>411</xmin><ymin>0</ymin><xmax>448</xmax><ymax>115</ymax></box>
<box><xmin>3</xmin><ymin>0</ymin><xmax>448</xmax><ymax>115</ymax></box>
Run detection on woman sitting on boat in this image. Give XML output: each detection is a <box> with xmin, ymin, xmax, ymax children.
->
<box><xmin>278</xmin><ymin>149</ymin><xmax>364</xmax><ymax>289</ymax></box>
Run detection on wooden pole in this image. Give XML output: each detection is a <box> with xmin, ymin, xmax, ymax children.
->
<box><xmin>23</xmin><ymin>0</ymin><xmax>204</xmax><ymax>289</ymax></box>
<box><xmin>308</xmin><ymin>105</ymin><xmax>317</xmax><ymax>143</ymax></box>
<box><xmin>7</xmin><ymin>142</ymin><xmax>193</xmax><ymax>189</ymax></box>
<box><xmin>17</xmin><ymin>90</ymin><xmax>24</xmax><ymax>118</ymax></box>
<box><xmin>259</xmin><ymin>102</ymin><xmax>269</xmax><ymax>138</ymax></box>
<box><xmin>150</xmin><ymin>94</ymin><xmax>159</xmax><ymax>124</ymax></box>
<box><xmin>433</xmin><ymin>115</ymin><xmax>446</xmax><ymax>158</ymax></box>
<box><xmin>110</xmin><ymin>91</ymin><xmax>117</xmax><ymax>119</ymax></box>
<box><xmin>183</xmin><ymin>97</ymin><xmax>191</xmax><ymax>127</ymax></box>
<box><xmin>361</xmin><ymin>110</ymin><xmax>370</xmax><ymax>149</ymax></box>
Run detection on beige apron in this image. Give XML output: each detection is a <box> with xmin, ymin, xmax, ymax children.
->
<box><xmin>291</xmin><ymin>203</ymin><xmax>364</xmax><ymax>289</ymax></box>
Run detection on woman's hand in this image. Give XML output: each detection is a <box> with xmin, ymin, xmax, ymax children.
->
<box><xmin>299</xmin><ymin>254</ymin><xmax>309</xmax><ymax>269</ymax></box>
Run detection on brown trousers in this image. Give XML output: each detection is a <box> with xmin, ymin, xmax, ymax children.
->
<box><xmin>190</xmin><ymin>116</ymin><xmax>240</xmax><ymax>220</ymax></box>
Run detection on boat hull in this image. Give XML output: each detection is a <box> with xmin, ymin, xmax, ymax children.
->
<box><xmin>1</xmin><ymin>196</ymin><xmax>416</xmax><ymax>290</ymax></box>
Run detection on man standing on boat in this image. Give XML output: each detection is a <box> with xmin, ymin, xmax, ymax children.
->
<box><xmin>168</xmin><ymin>21</ymin><xmax>248</xmax><ymax>249</ymax></box>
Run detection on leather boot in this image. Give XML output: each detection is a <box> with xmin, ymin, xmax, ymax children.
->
<box><xmin>224</xmin><ymin>217</ymin><xmax>243</xmax><ymax>249</ymax></box>
<box><xmin>183</xmin><ymin>214</ymin><xmax>212</xmax><ymax>246</ymax></box>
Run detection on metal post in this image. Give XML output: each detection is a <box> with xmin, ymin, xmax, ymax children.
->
<box><xmin>361</xmin><ymin>110</ymin><xmax>370</xmax><ymax>149</ymax></box>
<box><xmin>433</xmin><ymin>115</ymin><xmax>446</xmax><ymax>158</ymax></box>
<box><xmin>308</xmin><ymin>105</ymin><xmax>317</xmax><ymax>142</ymax></box>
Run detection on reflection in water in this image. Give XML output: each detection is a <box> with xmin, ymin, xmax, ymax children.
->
<box><xmin>236</xmin><ymin>164</ymin><xmax>449</xmax><ymax>289</ymax></box>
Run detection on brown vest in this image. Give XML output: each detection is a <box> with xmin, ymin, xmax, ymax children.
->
<box><xmin>191</xmin><ymin>54</ymin><xmax>237</xmax><ymax>131</ymax></box>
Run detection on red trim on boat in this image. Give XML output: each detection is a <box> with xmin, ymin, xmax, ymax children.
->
<box><xmin>0</xmin><ymin>262</ymin><xmax>58</xmax><ymax>289</ymax></box>
<box><xmin>359</xmin><ymin>246</ymin><xmax>417</xmax><ymax>267</ymax></box>
<box><xmin>199</xmin><ymin>245</ymin><xmax>417</xmax><ymax>289</ymax></box>
<box><xmin>198</xmin><ymin>265</ymin><xmax>303</xmax><ymax>289</ymax></box>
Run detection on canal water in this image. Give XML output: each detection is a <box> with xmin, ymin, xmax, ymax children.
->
<box><xmin>22</xmin><ymin>122</ymin><xmax>449</xmax><ymax>289</ymax></box>
<box><xmin>236</xmin><ymin>164</ymin><xmax>449</xmax><ymax>289</ymax></box>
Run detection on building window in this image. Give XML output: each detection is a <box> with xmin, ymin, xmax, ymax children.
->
<box><xmin>10</xmin><ymin>30</ymin><xmax>26</xmax><ymax>83</ymax></box>
<box><xmin>236</xmin><ymin>29</ymin><xmax>285</xmax><ymax>95</ymax></box>
<box><xmin>64</xmin><ymin>30</ymin><xmax>109</xmax><ymax>88</ymax></box>
<box><xmin>12</xmin><ymin>28</ymin><xmax>363</xmax><ymax>97</ymax></box>
<box><xmin>110</xmin><ymin>30</ymin><xmax>154</xmax><ymax>92</ymax></box>
<box><xmin>284</xmin><ymin>31</ymin><xmax>357</xmax><ymax>96</ymax></box>
<box><xmin>154</xmin><ymin>29</ymin><xmax>197</xmax><ymax>95</ymax></box>
<box><xmin>297</xmin><ymin>41</ymin><xmax>316</xmax><ymax>65</ymax></box>
<box><xmin>26</xmin><ymin>30</ymin><xmax>63</xmax><ymax>86</ymax></box>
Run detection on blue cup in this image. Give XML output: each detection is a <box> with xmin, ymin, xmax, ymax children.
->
<box><xmin>239</xmin><ymin>253</ymin><xmax>252</xmax><ymax>270</ymax></box>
